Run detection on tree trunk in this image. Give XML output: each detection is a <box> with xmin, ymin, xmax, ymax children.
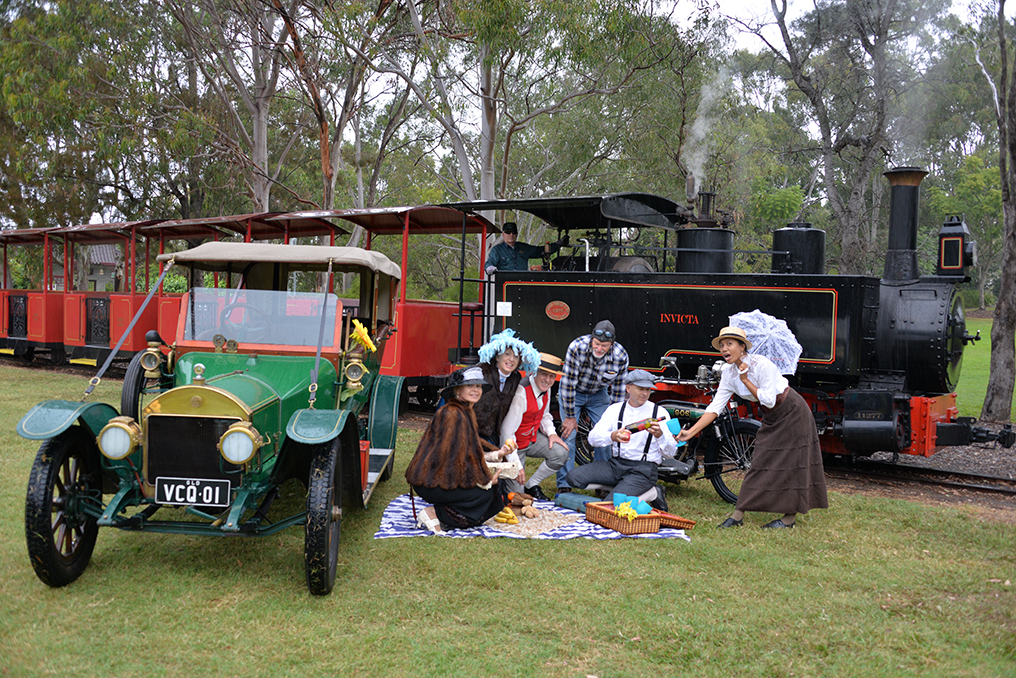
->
<box><xmin>982</xmin><ymin>204</ymin><xmax>1016</xmax><ymax>421</ymax></box>
<box><xmin>982</xmin><ymin>0</ymin><xmax>1016</xmax><ymax>422</ymax></box>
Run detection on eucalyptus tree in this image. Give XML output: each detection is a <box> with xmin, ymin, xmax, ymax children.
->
<box><xmin>164</xmin><ymin>0</ymin><xmax>305</xmax><ymax>211</ymax></box>
<box><xmin>743</xmin><ymin>0</ymin><xmax>950</xmax><ymax>275</ymax></box>
<box><xmin>965</xmin><ymin>0</ymin><xmax>1016</xmax><ymax>422</ymax></box>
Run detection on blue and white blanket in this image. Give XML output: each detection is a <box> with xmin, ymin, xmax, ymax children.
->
<box><xmin>373</xmin><ymin>494</ymin><xmax>690</xmax><ymax>541</ymax></box>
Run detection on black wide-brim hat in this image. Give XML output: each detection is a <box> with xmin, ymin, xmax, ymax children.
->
<box><xmin>440</xmin><ymin>366</ymin><xmax>493</xmax><ymax>401</ymax></box>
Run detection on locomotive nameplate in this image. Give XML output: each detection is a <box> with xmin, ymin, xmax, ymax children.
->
<box><xmin>545</xmin><ymin>300</ymin><xmax>570</xmax><ymax>321</ymax></box>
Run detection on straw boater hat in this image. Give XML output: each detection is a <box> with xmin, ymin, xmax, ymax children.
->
<box><xmin>536</xmin><ymin>352</ymin><xmax>564</xmax><ymax>376</ymax></box>
<box><xmin>477</xmin><ymin>328</ymin><xmax>541</xmax><ymax>374</ymax></box>
<box><xmin>711</xmin><ymin>326</ymin><xmax>753</xmax><ymax>352</ymax></box>
<box><xmin>440</xmin><ymin>366</ymin><xmax>492</xmax><ymax>401</ymax></box>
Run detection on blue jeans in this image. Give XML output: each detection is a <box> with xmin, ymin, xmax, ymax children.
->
<box><xmin>557</xmin><ymin>388</ymin><xmax>612</xmax><ymax>489</ymax></box>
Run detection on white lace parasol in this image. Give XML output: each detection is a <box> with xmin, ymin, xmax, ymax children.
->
<box><xmin>728</xmin><ymin>309</ymin><xmax>803</xmax><ymax>375</ymax></box>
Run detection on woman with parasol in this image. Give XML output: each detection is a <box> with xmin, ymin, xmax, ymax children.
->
<box><xmin>677</xmin><ymin>326</ymin><xmax>827</xmax><ymax>529</ymax></box>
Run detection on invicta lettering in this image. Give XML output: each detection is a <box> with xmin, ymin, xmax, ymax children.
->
<box><xmin>660</xmin><ymin>313</ymin><xmax>699</xmax><ymax>324</ymax></box>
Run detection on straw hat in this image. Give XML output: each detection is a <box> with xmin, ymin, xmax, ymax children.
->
<box><xmin>536</xmin><ymin>352</ymin><xmax>564</xmax><ymax>376</ymax></box>
<box><xmin>711</xmin><ymin>326</ymin><xmax>752</xmax><ymax>352</ymax></box>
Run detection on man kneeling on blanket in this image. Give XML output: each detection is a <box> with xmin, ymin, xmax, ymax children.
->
<box><xmin>566</xmin><ymin>369</ymin><xmax>676</xmax><ymax>512</ymax></box>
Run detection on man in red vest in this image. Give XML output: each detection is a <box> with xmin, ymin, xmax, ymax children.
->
<box><xmin>499</xmin><ymin>352</ymin><xmax>569</xmax><ymax>501</ymax></box>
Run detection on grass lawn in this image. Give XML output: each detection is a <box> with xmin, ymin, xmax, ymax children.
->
<box><xmin>1</xmin><ymin>359</ymin><xmax>1014</xmax><ymax>678</ymax></box>
<box><xmin>954</xmin><ymin>317</ymin><xmax>1016</xmax><ymax>420</ymax></box>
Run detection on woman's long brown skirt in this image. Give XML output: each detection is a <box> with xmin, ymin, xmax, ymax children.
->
<box><xmin>735</xmin><ymin>388</ymin><xmax>828</xmax><ymax>515</ymax></box>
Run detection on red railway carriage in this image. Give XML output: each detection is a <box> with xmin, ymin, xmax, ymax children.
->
<box><xmin>57</xmin><ymin>219</ymin><xmax>167</xmax><ymax>366</ymax></box>
<box><xmin>0</xmin><ymin>227</ymin><xmax>65</xmax><ymax>362</ymax></box>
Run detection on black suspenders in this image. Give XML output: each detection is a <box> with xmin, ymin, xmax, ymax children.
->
<box><xmin>614</xmin><ymin>402</ymin><xmax>659</xmax><ymax>461</ymax></box>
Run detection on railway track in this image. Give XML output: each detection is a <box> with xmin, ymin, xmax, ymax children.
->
<box><xmin>823</xmin><ymin>456</ymin><xmax>1016</xmax><ymax>498</ymax></box>
<box><xmin>0</xmin><ymin>355</ymin><xmax>128</xmax><ymax>380</ymax></box>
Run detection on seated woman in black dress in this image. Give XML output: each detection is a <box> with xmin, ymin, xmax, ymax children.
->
<box><xmin>406</xmin><ymin>366</ymin><xmax>515</xmax><ymax>533</ymax></box>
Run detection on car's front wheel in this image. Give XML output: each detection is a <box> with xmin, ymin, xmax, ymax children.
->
<box><xmin>305</xmin><ymin>438</ymin><xmax>342</xmax><ymax>595</ymax></box>
<box><xmin>25</xmin><ymin>426</ymin><xmax>102</xmax><ymax>587</ymax></box>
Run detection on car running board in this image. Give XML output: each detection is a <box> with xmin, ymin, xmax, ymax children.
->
<box><xmin>362</xmin><ymin>447</ymin><xmax>395</xmax><ymax>507</ymax></box>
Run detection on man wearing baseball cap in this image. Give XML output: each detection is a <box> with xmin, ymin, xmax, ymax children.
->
<box><xmin>484</xmin><ymin>221</ymin><xmax>562</xmax><ymax>274</ymax></box>
<box><xmin>565</xmin><ymin>369</ymin><xmax>675</xmax><ymax>511</ymax></box>
<box><xmin>556</xmin><ymin>320</ymin><xmax>629</xmax><ymax>493</ymax></box>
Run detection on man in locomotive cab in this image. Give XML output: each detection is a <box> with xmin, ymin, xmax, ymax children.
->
<box><xmin>498</xmin><ymin>352</ymin><xmax>570</xmax><ymax>502</ymax></box>
<box><xmin>565</xmin><ymin>370</ymin><xmax>675</xmax><ymax>511</ymax></box>
<box><xmin>557</xmin><ymin>320</ymin><xmax>629</xmax><ymax>493</ymax></box>
<box><xmin>484</xmin><ymin>221</ymin><xmax>561</xmax><ymax>274</ymax></box>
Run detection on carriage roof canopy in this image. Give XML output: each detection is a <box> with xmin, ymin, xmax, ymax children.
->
<box><xmin>441</xmin><ymin>193</ymin><xmax>683</xmax><ymax>231</ymax></box>
<box><xmin>157</xmin><ymin>241</ymin><xmax>401</xmax><ymax>279</ymax></box>
<box><xmin>287</xmin><ymin>205</ymin><xmax>497</xmax><ymax>235</ymax></box>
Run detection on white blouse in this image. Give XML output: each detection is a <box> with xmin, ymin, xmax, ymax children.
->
<box><xmin>705</xmin><ymin>353</ymin><xmax>789</xmax><ymax>414</ymax></box>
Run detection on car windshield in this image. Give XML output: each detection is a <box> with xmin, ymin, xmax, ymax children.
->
<box><xmin>184</xmin><ymin>287</ymin><xmax>339</xmax><ymax>347</ymax></box>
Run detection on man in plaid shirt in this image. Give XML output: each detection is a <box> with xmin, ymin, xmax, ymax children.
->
<box><xmin>556</xmin><ymin>320</ymin><xmax>629</xmax><ymax>492</ymax></box>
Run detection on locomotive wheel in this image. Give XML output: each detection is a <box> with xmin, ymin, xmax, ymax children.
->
<box><xmin>25</xmin><ymin>426</ymin><xmax>102</xmax><ymax>588</ymax></box>
<box><xmin>305</xmin><ymin>438</ymin><xmax>342</xmax><ymax>596</ymax></box>
<box><xmin>574</xmin><ymin>412</ymin><xmax>596</xmax><ymax>465</ymax></box>
<box><xmin>704</xmin><ymin>418</ymin><xmax>761</xmax><ymax>505</ymax></box>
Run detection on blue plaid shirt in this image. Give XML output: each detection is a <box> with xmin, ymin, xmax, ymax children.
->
<box><xmin>559</xmin><ymin>334</ymin><xmax>629</xmax><ymax>419</ymax></box>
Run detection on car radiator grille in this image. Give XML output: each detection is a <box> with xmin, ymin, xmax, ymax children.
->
<box><xmin>145</xmin><ymin>415</ymin><xmax>241</xmax><ymax>487</ymax></box>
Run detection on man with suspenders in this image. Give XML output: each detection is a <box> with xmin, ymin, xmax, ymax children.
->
<box><xmin>565</xmin><ymin>370</ymin><xmax>676</xmax><ymax>511</ymax></box>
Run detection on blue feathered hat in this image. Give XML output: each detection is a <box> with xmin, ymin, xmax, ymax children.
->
<box><xmin>478</xmin><ymin>328</ymin><xmax>541</xmax><ymax>374</ymax></box>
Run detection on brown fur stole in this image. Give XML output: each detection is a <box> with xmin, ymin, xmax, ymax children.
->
<box><xmin>405</xmin><ymin>399</ymin><xmax>495</xmax><ymax>490</ymax></box>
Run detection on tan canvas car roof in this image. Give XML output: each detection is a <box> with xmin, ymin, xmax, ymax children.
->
<box><xmin>157</xmin><ymin>241</ymin><xmax>401</xmax><ymax>280</ymax></box>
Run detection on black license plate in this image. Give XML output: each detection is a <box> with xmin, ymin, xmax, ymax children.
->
<box><xmin>155</xmin><ymin>477</ymin><xmax>231</xmax><ymax>507</ymax></box>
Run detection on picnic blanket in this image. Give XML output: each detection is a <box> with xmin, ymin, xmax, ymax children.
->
<box><xmin>373</xmin><ymin>494</ymin><xmax>690</xmax><ymax>541</ymax></box>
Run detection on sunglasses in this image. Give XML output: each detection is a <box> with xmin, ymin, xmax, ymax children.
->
<box><xmin>592</xmin><ymin>328</ymin><xmax>615</xmax><ymax>341</ymax></box>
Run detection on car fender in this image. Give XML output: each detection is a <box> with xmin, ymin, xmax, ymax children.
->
<box><xmin>286</xmin><ymin>408</ymin><xmax>355</xmax><ymax>445</ymax></box>
<box><xmin>17</xmin><ymin>400</ymin><xmax>119</xmax><ymax>441</ymax></box>
<box><xmin>368</xmin><ymin>374</ymin><xmax>404</xmax><ymax>450</ymax></box>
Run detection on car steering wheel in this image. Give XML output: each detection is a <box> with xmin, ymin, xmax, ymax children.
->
<box><xmin>219</xmin><ymin>302</ymin><xmax>272</xmax><ymax>343</ymax></box>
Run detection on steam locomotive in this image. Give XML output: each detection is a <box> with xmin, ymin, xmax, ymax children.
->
<box><xmin>453</xmin><ymin>167</ymin><xmax>1013</xmax><ymax>463</ymax></box>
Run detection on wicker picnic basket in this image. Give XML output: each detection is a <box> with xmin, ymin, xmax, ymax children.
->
<box><xmin>585</xmin><ymin>502</ymin><xmax>660</xmax><ymax>535</ymax></box>
<box><xmin>652</xmin><ymin>509</ymin><xmax>696</xmax><ymax>529</ymax></box>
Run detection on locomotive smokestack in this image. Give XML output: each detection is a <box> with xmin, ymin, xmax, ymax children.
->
<box><xmin>883</xmin><ymin>167</ymin><xmax>928</xmax><ymax>281</ymax></box>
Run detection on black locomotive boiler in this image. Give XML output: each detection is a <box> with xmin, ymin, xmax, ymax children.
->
<box><xmin>453</xmin><ymin>167</ymin><xmax>1011</xmax><ymax>460</ymax></box>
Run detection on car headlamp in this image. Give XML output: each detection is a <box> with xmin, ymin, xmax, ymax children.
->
<box><xmin>218</xmin><ymin>421</ymin><xmax>263</xmax><ymax>465</ymax></box>
<box><xmin>344</xmin><ymin>359</ymin><xmax>369</xmax><ymax>388</ymax></box>
<box><xmin>140</xmin><ymin>347</ymin><xmax>162</xmax><ymax>375</ymax></box>
<box><xmin>97</xmin><ymin>416</ymin><xmax>142</xmax><ymax>460</ymax></box>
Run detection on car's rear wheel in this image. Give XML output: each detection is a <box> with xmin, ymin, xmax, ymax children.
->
<box><xmin>25</xmin><ymin>427</ymin><xmax>101</xmax><ymax>587</ymax></box>
<box><xmin>305</xmin><ymin>438</ymin><xmax>342</xmax><ymax>596</ymax></box>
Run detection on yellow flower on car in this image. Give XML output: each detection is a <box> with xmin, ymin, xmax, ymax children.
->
<box><xmin>351</xmin><ymin>319</ymin><xmax>377</xmax><ymax>352</ymax></box>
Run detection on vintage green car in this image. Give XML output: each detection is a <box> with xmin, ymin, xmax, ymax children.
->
<box><xmin>17</xmin><ymin>242</ymin><xmax>403</xmax><ymax>595</ymax></box>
